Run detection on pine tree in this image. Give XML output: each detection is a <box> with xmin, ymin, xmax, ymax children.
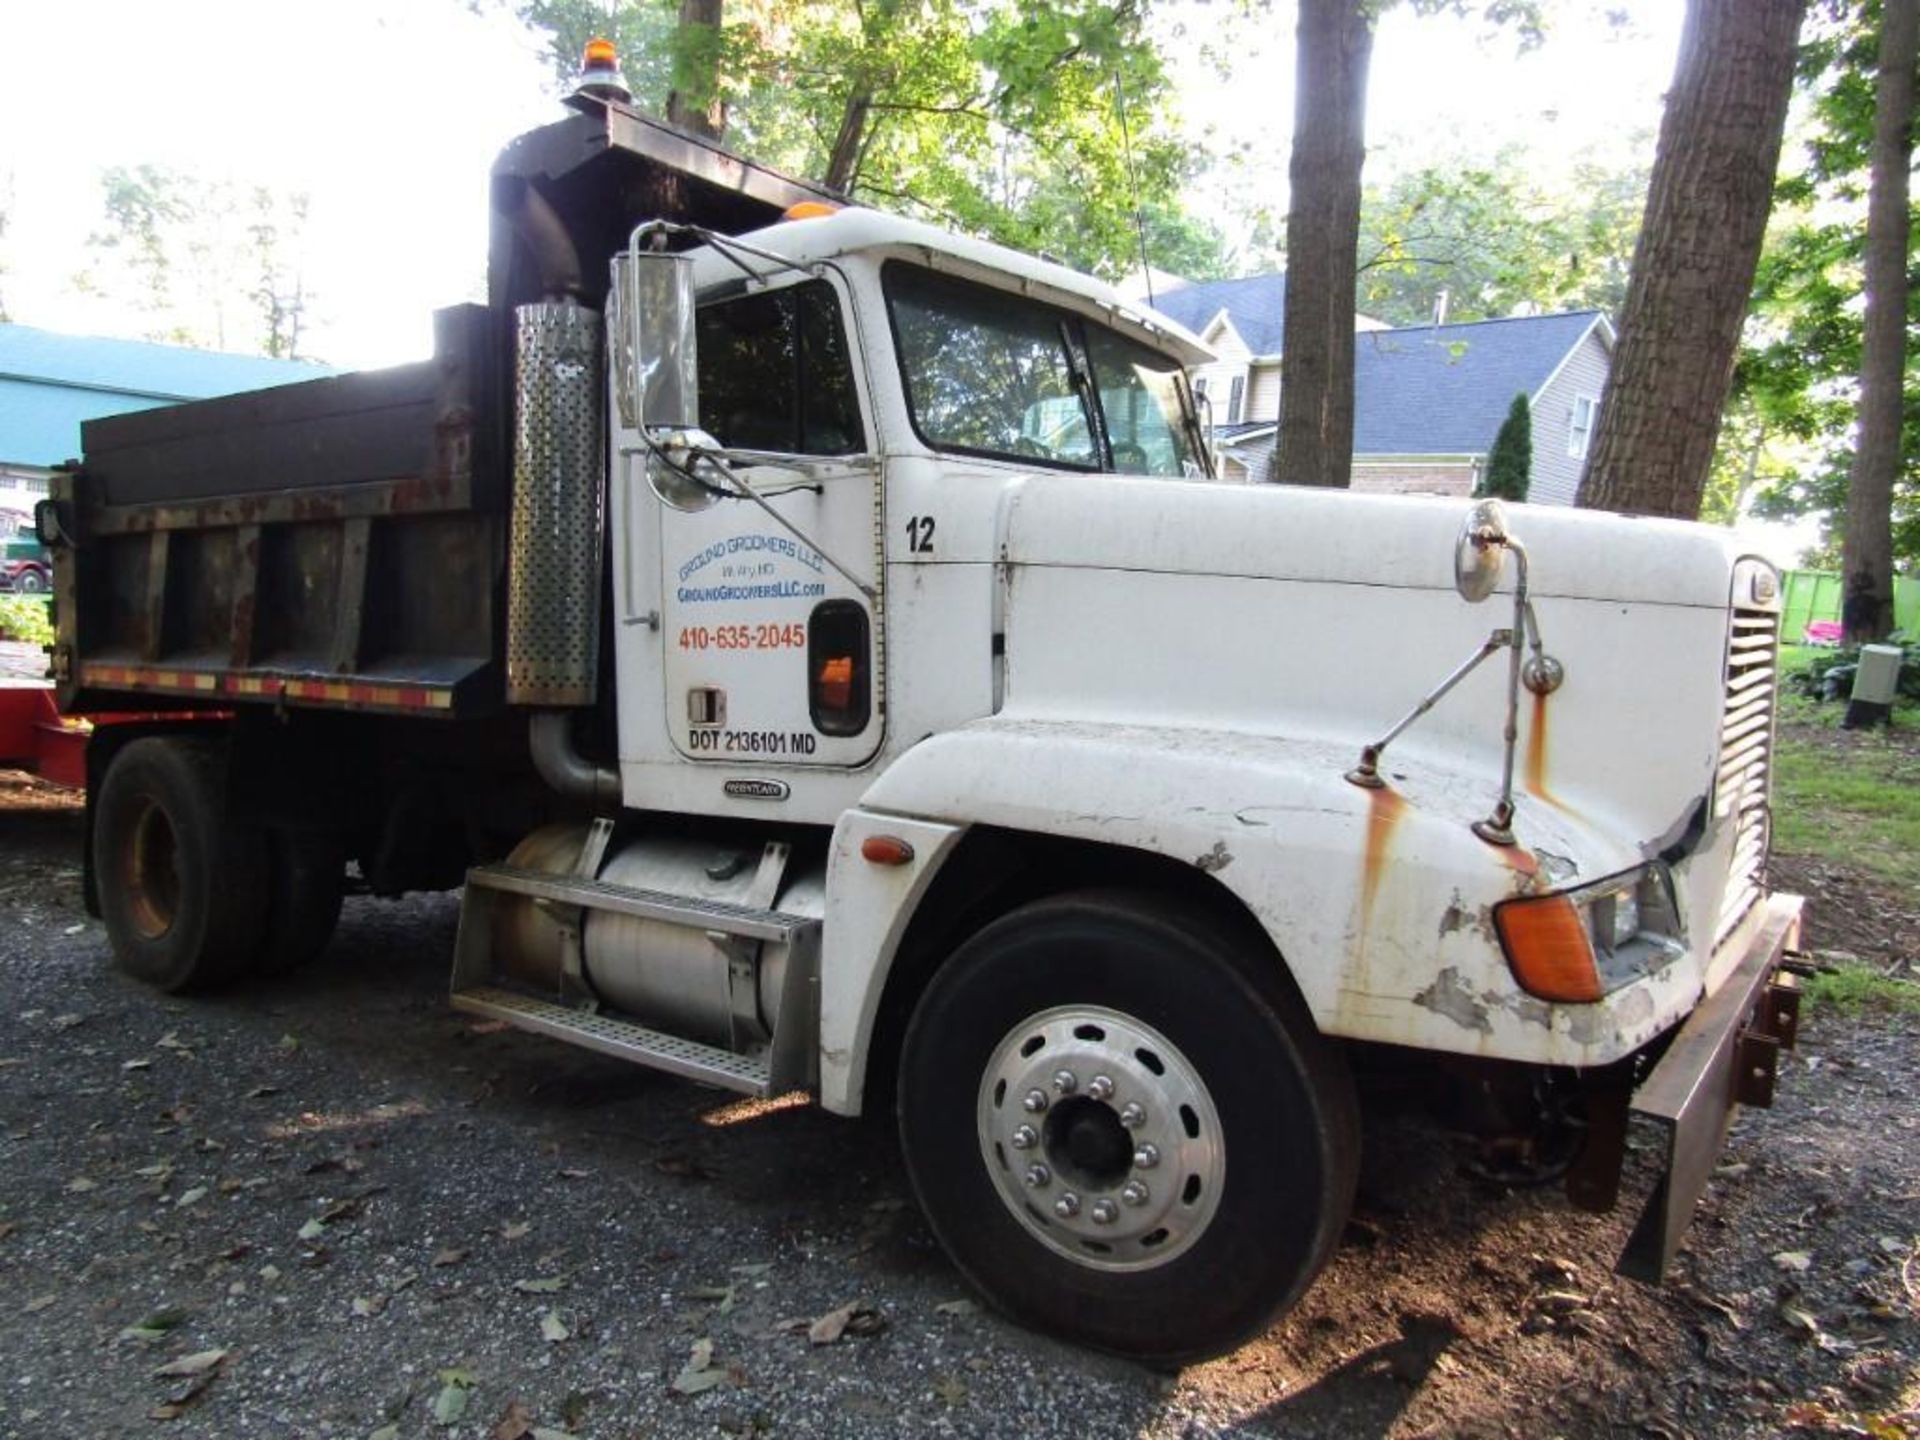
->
<box><xmin>1478</xmin><ymin>393</ymin><xmax>1533</xmax><ymax>501</ymax></box>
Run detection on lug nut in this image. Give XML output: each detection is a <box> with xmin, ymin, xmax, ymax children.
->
<box><xmin>1054</xmin><ymin>1192</ymin><xmax>1081</xmax><ymax>1218</ymax></box>
<box><xmin>1011</xmin><ymin>1124</ymin><xmax>1038</xmax><ymax>1150</ymax></box>
<box><xmin>1090</xmin><ymin>1199</ymin><xmax>1119</xmax><ymax>1225</ymax></box>
<box><xmin>1024</xmin><ymin>1163</ymin><xmax>1051</xmax><ymax>1189</ymax></box>
<box><xmin>1121</xmin><ymin>1180</ymin><xmax>1150</xmax><ymax>1207</ymax></box>
<box><xmin>1119</xmin><ymin>1102</ymin><xmax>1147</xmax><ymax>1129</ymax></box>
<box><xmin>1085</xmin><ymin>1074</ymin><xmax>1114</xmax><ymax>1101</ymax></box>
<box><xmin>1051</xmin><ymin>1070</ymin><xmax>1078</xmax><ymax>1095</ymax></box>
<box><xmin>1133</xmin><ymin>1143</ymin><xmax>1160</xmax><ymax>1170</ymax></box>
<box><xmin>1022</xmin><ymin>1089</ymin><xmax>1049</xmax><ymax>1114</ymax></box>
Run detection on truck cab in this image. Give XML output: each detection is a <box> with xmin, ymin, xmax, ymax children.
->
<box><xmin>41</xmin><ymin>59</ymin><xmax>1805</xmax><ymax>1365</ymax></box>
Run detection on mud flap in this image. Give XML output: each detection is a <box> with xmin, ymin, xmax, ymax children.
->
<box><xmin>1617</xmin><ymin>892</ymin><xmax>1805</xmax><ymax>1283</ymax></box>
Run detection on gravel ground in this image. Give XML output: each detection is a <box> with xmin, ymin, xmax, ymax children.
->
<box><xmin>0</xmin><ymin>773</ymin><xmax>1914</xmax><ymax>1439</ymax></box>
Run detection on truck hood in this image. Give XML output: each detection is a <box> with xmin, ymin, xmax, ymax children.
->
<box><xmin>998</xmin><ymin>475</ymin><xmax>1756</xmax><ymax>610</ymax></box>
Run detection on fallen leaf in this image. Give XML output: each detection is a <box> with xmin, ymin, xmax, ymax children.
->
<box><xmin>122</xmin><ymin>1058</ymin><xmax>151</xmax><ymax>1072</ymax></box>
<box><xmin>670</xmin><ymin>1338</ymin><xmax>725</xmax><ymax>1395</ymax></box>
<box><xmin>686</xmin><ymin>1284</ymin><xmax>735</xmax><ymax>1315</ymax></box>
<box><xmin>153</xmin><ymin>1347</ymin><xmax>228</xmax><ymax>1379</ymax></box>
<box><xmin>540</xmin><ymin>1311</ymin><xmax>570</xmax><ymax>1343</ymax></box>
<box><xmin>279</xmin><ymin>1034</ymin><xmax>300</xmax><ymax>1051</ymax></box>
<box><xmin>933</xmin><ymin>1373</ymin><xmax>968</xmax><ymax>1405</ymax></box>
<box><xmin>244</xmin><ymin>1085</ymin><xmax>279</xmax><ymax>1099</ymax></box>
<box><xmin>433</xmin><ymin>1248</ymin><xmax>469</xmax><ymax>1268</ymax></box>
<box><xmin>66</xmin><ymin>1176</ymin><xmax>97</xmax><ymax>1193</ymax></box>
<box><xmin>297</xmin><ymin>1219</ymin><xmax>326</xmax><ymax>1241</ymax></box>
<box><xmin>466</xmin><ymin>1019</ymin><xmax>511</xmax><ymax>1035</ymax></box>
<box><xmin>51</xmin><ymin>1013</ymin><xmax>84</xmax><ymax>1031</ymax></box>
<box><xmin>514</xmin><ymin>1277</ymin><xmax>566</xmax><ymax>1295</ymax></box>
<box><xmin>134</xmin><ymin>1163</ymin><xmax>174</xmax><ymax>1179</ymax></box>
<box><xmin>24</xmin><ymin>1294</ymin><xmax>56</xmax><ymax>1313</ymax></box>
<box><xmin>731</xmin><ymin>1262</ymin><xmax>774</xmax><ymax>1279</ymax></box>
<box><xmin>557</xmin><ymin>1168</ymin><xmax>591</xmax><ymax>1180</ymax></box>
<box><xmin>0</xmin><ymin>1221</ymin><xmax>14</xmax><ymax>1240</ymax></box>
<box><xmin>150</xmin><ymin>1365</ymin><xmax>220</xmax><ymax>1421</ymax></box>
<box><xmin>1780</xmin><ymin>1301</ymin><xmax>1823</xmax><ymax>1336</ymax></box>
<box><xmin>1773</xmin><ymin>1250</ymin><xmax>1814</xmax><ymax>1273</ymax></box>
<box><xmin>501</xmin><ymin>1221</ymin><xmax>531</xmax><ymax>1240</ymax></box>
<box><xmin>432</xmin><ymin>1382</ymin><xmax>471</xmax><ymax>1426</ymax></box>
<box><xmin>156</xmin><ymin>1032</ymin><xmax>188</xmax><ymax>1051</ymax></box>
<box><xmin>492</xmin><ymin>1400</ymin><xmax>535</xmax><ymax>1440</ymax></box>
<box><xmin>320</xmin><ymin>1199</ymin><xmax>362</xmax><ymax>1223</ymax></box>
<box><xmin>63</xmin><ymin>923</ymin><xmax>84</xmax><ymax>935</ymax></box>
<box><xmin>176</xmin><ymin>1187</ymin><xmax>208</xmax><ymax>1208</ymax></box>
<box><xmin>806</xmin><ymin>1301</ymin><xmax>885</xmax><ymax>1344</ymax></box>
<box><xmin>935</xmin><ymin>1299</ymin><xmax>977</xmax><ymax>1317</ymax></box>
<box><xmin>370</xmin><ymin>1427</ymin><xmax>401</xmax><ymax>1440</ymax></box>
<box><xmin>352</xmin><ymin>1295</ymin><xmax>387</xmax><ymax>1318</ymax></box>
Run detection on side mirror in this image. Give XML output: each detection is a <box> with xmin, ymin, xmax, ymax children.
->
<box><xmin>611</xmin><ymin>248</ymin><xmax>698</xmax><ymax>431</ymax></box>
<box><xmin>1454</xmin><ymin>498</ymin><xmax>1510</xmax><ymax>603</ymax></box>
<box><xmin>611</xmin><ymin>247</ymin><xmax>726</xmax><ymax>511</ymax></box>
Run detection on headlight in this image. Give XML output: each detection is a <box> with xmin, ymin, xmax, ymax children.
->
<box><xmin>1494</xmin><ymin>866</ymin><xmax>1684</xmax><ymax>1003</ymax></box>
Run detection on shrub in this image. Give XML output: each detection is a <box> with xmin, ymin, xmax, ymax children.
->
<box><xmin>1477</xmin><ymin>393</ymin><xmax>1532</xmax><ymax>502</ymax></box>
<box><xmin>0</xmin><ymin>594</ymin><xmax>53</xmax><ymax>647</ymax></box>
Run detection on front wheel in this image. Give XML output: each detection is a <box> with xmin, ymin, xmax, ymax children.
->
<box><xmin>897</xmin><ymin>891</ymin><xmax>1358</xmax><ymax>1364</ymax></box>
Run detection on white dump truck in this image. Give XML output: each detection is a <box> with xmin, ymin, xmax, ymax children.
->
<box><xmin>41</xmin><ymin>47</ymin><xmax>1804</xmax><ymax>1362</ymax></box>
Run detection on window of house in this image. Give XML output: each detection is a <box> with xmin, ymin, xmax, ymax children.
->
<box><xmin>1568</xmin><ymin>394</ymin><xmax>1598</xmax><ymax>460</ymax></box>
<box><xmin>1227</xmin><ymin>374</ymin><xmax>1245</xmax><ymax>425</ymax></box>
<box><xmin>696</xmin><ymin>279</ymin><xmax>864</xmax><ymax>454</ymax></box>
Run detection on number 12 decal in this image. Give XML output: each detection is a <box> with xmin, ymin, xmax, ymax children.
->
<box><xmin>906</xmin><ymin>515</ymin><xmax>936</xmax><ymax>554</ymax></box>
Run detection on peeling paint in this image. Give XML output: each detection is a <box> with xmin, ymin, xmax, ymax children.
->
<box><xmin>1193</xmin><ymin>840</ymin><xmax>1233</xmax><ymax>873</ymax></box>
<box><xmin>1534</xmin><ymin>849</ymin><xmax>1580</xmax><ymax>885</ymax></box>
<box><xmin>1438</xmin><ymin>891</ymin><xmax>1471</xmax><ymax>938</ymax></box>
<box><xmin>1413</xmin><ymin>966</ymin><xmax>1492</xmax><ymax>1034</ymax></box>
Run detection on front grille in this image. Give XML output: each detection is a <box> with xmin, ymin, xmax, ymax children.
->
<box><xmin>1714</xmin><ymin>604</ymin><xmax>1779</xmax><ymax>946</ymax></box>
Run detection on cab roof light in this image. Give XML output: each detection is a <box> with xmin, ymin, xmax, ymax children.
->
<box><xmin>574</xmin><ymin>38</ymin><xmax>632</xmax><ymax>103</ymax></box>
<box><xmin>783</xmin><ymin>201</ymin><xmax>842</xmax><ymax>221</ymax></box>
<box><xmin>1493</xmin><ymin>892</ymin><xmax>1605</xmax><ymax>1004</ymax></box>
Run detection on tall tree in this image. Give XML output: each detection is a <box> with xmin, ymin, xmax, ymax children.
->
<box><xmin>1266</xmin><ymin>1</ymin><xmax>1543</xmax><ymax>487</ymax></box>
<box><xmin>1268</xmin><ymin>0</ymin><xmax>1373</xmax><ymax>488</ymax></box>
<box><xmin>516</xmin><ymin>0</ymin><xmax>1194</xmax><ymax>281</ymax></box>
<box><xmin>666</xmin><ymin>0</ymin><xmax>727</xmax><ymax>140</ymax></box>
<box><xmin>1840</xmin><ymin>0</ymin><xmax>1917</xmax><ymax>641</ymax></box>
<box><xmin>1577</xmin><ymin>0</ymin><xmax>1807</xmax><ymax>518</ymax></box>
<box><xmin>75</xmin><ymin>166</ymin><xmax>315</xmax><ymax>357</ymax></box>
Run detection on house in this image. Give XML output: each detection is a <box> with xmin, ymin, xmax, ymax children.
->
<box><xmin>1142</xmin><ymin>274</ymin><xmax>1613</xmax><ymax>503</ymax></box>
<box><xmin>0</xmin><ymin>323</ymin><xmax>333</xmax><ymax>524</ymax></box>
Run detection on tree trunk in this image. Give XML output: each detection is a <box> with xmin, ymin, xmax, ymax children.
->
<box><xmin>1576</xmin><ymin>0</ymin><xmax>1805</xmax><ymax>518</ymax></box>
<box><xmin>1267</xmin><ymin>0</ymin><xmax>1373</xmax><ymax>488</ymax></box>
<box><xmin>665</xmin><ymin>0</ymin><xmax>726</xmax><ymax>141</ymax></box>
<box><xmin>1841</xmin><ymin>0</ymin><xmax>1917</xmax><ymax>644</ymax></box>
<box><xmin>823</xmin><ymin>93</ymin><xmax>873</xmax><ymax>194</ymax></box>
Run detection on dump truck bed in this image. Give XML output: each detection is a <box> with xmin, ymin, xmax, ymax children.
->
<box><xmin>48</xmin><ymin>96</ymin><xmax>840</xmax><ymax>722</ymax></box>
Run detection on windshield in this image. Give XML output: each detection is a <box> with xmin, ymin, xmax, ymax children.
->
<box><xmin>884</xmin><ymin>262</ymin><xmax>1202</xmax><ymax>477</ymax></box>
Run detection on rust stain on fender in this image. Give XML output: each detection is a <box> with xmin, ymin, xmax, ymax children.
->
<box><xmin>1522</xmin><ymin>689</ymin><xmax>1585</xmax><ymax>822</ymax></box>
<box><xmin>1359</xmin><ymin>785</ymin><xmax>1409</xmax><ymax>927</ymax></box>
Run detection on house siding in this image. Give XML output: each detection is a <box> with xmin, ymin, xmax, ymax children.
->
<box><xmin>1192</xmin><ymin>320</ymin><xmax>1251</xmax><ymax>424</ymax></box>
<box><xmin>1247</xmin><ymin>362</ymin><xmax>1281</xmax><ymax>423</ymax></box>
<box><xmin>1527</xmin><ymin>325</ymin><xmax>1610</xmax><ymax>506</ymax></box>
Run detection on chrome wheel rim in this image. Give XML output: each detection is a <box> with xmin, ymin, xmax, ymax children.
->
<box><xmin>976</xmin><ymin>1005</ymin><xmax>1224</xmax><ymax>1271</ymax></box>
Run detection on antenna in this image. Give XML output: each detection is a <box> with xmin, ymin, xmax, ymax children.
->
<box><xmin>1113</xmin><ymin>69</ymin><xmax>1154</xmax><ymax>308</ymax></box>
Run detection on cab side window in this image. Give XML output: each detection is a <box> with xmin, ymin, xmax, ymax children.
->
<box><xmin>696</xmin><ymin>280</ymin><xmax>864</xmax><ymax>455</ymax></box>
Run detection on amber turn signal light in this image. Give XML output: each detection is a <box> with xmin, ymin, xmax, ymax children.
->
<box><xmin>860</xmin><ymin>835</ymin><xmax>915</xmax><ymax>866</ymax></box>
<box><xmin>1492</xmin><ymin>893</ymin><xmax>1605</xmax><ymax>1003</ymax></box>
<box><xmin>582</xmin><ymin>37</ymin><xmax>619</xmax><ymax>69</ymax></box>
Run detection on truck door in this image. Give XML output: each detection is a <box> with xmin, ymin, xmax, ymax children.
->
<box><xmin>657</xmin><ymin>276</ymin><xmax>883</xmax><ymax>768</ymax></box>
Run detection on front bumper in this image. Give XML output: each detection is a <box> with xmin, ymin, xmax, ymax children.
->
<box><xmin>1616</xmin><ymin>891</ymin><xmax>1805</xmax><ymax>1281</ymax></box>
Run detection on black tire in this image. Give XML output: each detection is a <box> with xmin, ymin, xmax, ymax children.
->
<box><xmin>256</xmin><ymin>831</ymin><xmax>345</xmax><ymax>975</ymax></box>
<box><xmin>14</xmin><ymin>567</ymin><xmax>46</xmax><ymax>594</ymax></box>
<box><xmin>93</xmin><ymin>736</ymin><xmax>271</xmax><ymax>993</ymax></box>
<box><xmin>897</xmin><ymin>890</ymin><xmax>1359</xmax><ymax>1365</ymax></box>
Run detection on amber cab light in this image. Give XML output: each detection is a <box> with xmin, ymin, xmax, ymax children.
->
<box><xmin>1492</xmin><ymin>892</ymin><xmax>1605</xmax><ymax>1003</ymax></box>
<box><xmin>582</xmin><ymin>37</ymin><xmax>619</xmax><ymax>70</ymax></box>
<box><xmin>784</xmin><ymin>201</ymin><xmax>842</xmax><ymax>221</ymax></box>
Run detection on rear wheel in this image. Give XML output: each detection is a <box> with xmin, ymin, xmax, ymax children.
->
<box><xmin>897</xmin><ymin>890</ymin><xmax>1358</xmax><ymax>1365</ymax></box>
<box><xmin>93</xmin><ymin>737</ymin><xmax>271</xmax><ymax>992</ymax></box>
<box><xmin>257</xmin><ymin>831</ymin><xmax>345</xmax><ymax>975</ymax></box>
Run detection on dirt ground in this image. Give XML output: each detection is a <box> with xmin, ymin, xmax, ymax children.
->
<box><xmin>0</xmin><ymin>768</ymin><xmax>1913</xmax><ymax>1439</ymax></box>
